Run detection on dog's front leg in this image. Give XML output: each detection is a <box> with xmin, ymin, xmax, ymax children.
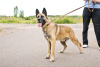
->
<box><xmin>50</xmin><ymin>39</ymin><xmax>56</xmax><ymax>62</ymax></box>
<box><xmin>45</xmin><ymin>39</ymin><xmax>51</xmax><ymax>59</ymax></box>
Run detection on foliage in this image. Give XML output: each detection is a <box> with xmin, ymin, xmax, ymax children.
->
<box><xmin>24</xmin><ymin>16</ymin><xmax>35</xmax><ymax>20</ymax></box>
<box><xmin>14</xmin><ymin>6</ymin><xmax>18</xmax><ymax>17</ymax></box>
<box><xmin>0</xmin><ymin>16</ymin><xmax>37</xmax><ymax>24</ymax></box>
<box><xmin>54</xmin><ymin>17</ymin><xmax>76</xmax><ymax>24</ymax></box>
<box><xmin>19</xmin><ymin>10</ymin><xmax>24</xmax><ymax>18</ymax></box>
<box><xmin>0</xmin><ymin>15</ymin><xmax>83</xmax><ymax>24</ymax></box>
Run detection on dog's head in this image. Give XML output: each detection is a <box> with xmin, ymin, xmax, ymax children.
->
<box><xmin>36</xmin><ymin>8</ymin><xmax>48</xmax><ymax>27</ymax></box>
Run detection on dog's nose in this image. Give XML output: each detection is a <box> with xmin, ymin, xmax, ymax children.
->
<box><xmin>38</xmin><ymin>19</ymin><xmax>40</xmax><ymax>21</ymax></box>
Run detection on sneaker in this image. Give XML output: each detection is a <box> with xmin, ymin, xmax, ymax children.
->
<box><xmin>99</xmin><ymin>48</ymin><xmax>100</xmax><ymax>51</ymax></box>
<box><xmin>83</xmin><ymin>44</ymin><xmax>88</xmax><ymax>48</ymax></box>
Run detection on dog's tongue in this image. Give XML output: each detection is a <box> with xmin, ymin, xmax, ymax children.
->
<box><xmin>38</xmin><ymin>23</ymin><xmax>42</xmax><ymax>27</ymax></box>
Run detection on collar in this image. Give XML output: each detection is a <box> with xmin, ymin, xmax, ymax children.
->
<box><xmin>42</xmin><ymin>22</ymin><xmax>52</xmax><ymax>30</ymax></box>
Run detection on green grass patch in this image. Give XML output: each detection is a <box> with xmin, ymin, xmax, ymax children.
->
<box><xmin>0</xmin><ymin>15</ymin><xmax>83</xmax><ymax>24</ymax></box>
<box><xmin>0</xmin><ymin>16</ymin><xmax>37</xmax><ymax>24</ymax></box>
<box><xmin>49</xmin><ymin>15</ymin><xmax>83</xmax><ymax>24</ymax></box>
<box><xmin>54</xmin><ymin>17</ymin><xmax>76</xmax><ymax>24</ymax></box>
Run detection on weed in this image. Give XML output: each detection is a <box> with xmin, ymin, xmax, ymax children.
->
<box><xmin>0</xmin><ymin>16</ymin><xmax>83</xmax><ymax>24</ymax></box>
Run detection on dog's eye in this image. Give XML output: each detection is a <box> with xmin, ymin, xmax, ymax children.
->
<box><xmin>41</xmin><ymin>16</ymin><xmax>44</xmax><ymax>18</ymax></box>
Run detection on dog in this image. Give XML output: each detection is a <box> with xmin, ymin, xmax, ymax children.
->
<box><xmin>36</xmin><ymin>8</ymin><xmax>82</xmax><ymax>62</ymax></box>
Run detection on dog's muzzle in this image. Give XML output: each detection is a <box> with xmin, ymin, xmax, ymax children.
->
<box><xmin>38</xmin><ymin>18</ymin><xmax>42</xmax><ymax>23</ymax></box>
<box><xmin>37</xmin><ymin>18</ymin><xmax>43</xmax><ymax>27</ymax></box>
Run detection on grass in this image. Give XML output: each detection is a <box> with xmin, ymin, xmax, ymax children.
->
<box><xmin>0</xmin><ymin>16</ymin><xmax>37</xmax><ymax>24</ymax></box>
<box><xmin>0</xmin><ymin>15</ymin><xmax>83</xmax><ymax>24</ymax></box>
<box><xmin>54</xmin><ymin>17</ymin><xmax>76</xmax><ymax>24</ymax></box>
<box><xmin>49</xmin><ymin>15</ymin><xmax>83</xmax><ymax>24</ymax></box>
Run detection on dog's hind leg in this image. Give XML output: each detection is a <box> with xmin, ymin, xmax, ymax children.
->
<box><xmin>69</xmin><ymin>32</ymin><xmax>82</xmax><ymax>54</ymax></box>
<box><xmin>59</xmin><ymin>41</ymin><xmax>67</xmax><ymax>53</ymax></box>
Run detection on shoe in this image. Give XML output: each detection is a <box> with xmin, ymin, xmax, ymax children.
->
<box><xmin>99</xmin><ymin>48</ymin><xmax>100</xmax><ymax>51</ymax></box>
<box><xmin>83</xmin><ymin>44</ymin><xmax>88</xmax><ymax>48</ymax></box>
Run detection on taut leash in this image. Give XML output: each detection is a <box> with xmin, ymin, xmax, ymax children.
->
<box><xmin>51</xmin><ymin>1</ymin><xmax>94</xmax><ymax>22</ymax></box>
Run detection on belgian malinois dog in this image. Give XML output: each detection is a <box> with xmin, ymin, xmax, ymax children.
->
<box><xmin>36</xmin><ymin>8</ymin><xmax>82</xmax><ymax>62</ymax></box>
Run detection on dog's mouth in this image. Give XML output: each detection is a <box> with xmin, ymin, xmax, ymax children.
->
<box><xmin>37</xmin><ymin>19</ymin><xmax>43</xmax><ymax>27</ymax></box>
<box><xmin>37</xmin><ymin>18</ymin><xmax>46</xmax><ymax>27</ymax></box>
<box><xmin>38</xmin><ymin>23</ymin><xmax>42</xmax><ymax>27</ymax></box>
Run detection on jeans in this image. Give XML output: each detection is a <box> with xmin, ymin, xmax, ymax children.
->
<box><xmin>82</xmin><ymin>8</ymin><xmax>100</xmax><ymax>47</ymax></box>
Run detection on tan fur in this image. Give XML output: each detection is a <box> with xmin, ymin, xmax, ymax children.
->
<box><xmin>43</xmin><ymin>22</ymin><xmax>82</xmax><ymax>62</ymax></box>
<box><xmin>36</xmin><ymin>8</ymin><xmax>82</xmax><ymax>62</ymax></box>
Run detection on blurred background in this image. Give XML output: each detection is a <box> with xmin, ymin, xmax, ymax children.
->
<box><xmin>0</xmin><ymin>0</ymin><xmax>85</xmax><ymax>24</ymax></box>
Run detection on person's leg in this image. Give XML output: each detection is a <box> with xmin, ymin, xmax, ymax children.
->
<box><xmin>82</xmin><ymin>8</ymin><xmax>92</xmax><ymax>47</ymax></box>
<box><xmin>92</xmin><ymin>8</ymin><xmax>100</xmax><ymax>48</ymax></box>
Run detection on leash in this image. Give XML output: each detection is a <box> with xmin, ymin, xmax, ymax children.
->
<box><xmin>88</xmin><ymin>0</ymin><xmax>95</xmax><ymax>12</ymax></box>
<box><xmin>51</xmin><ymin>1</ymin><xmax>94</xmax><ymax>22</ymax></box>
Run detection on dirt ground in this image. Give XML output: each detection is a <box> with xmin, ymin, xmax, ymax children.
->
<box><xmin>0</xmin><ymin>23</ymin><xmax>100</xmax><ymax>67</ymax></box>
<box><xmin>0</xmin><ymin>23</ymin><xmax>37</xmax><ymax>37</ymax></box>
<box><xmin>0</xmin><ymin>23</ymin><xmax>94</xmax><ymax>37</ymax></box>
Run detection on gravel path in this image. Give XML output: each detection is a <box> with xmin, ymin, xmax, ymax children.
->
<box><xmin>0</xmin><ymin>23</ymin><xmax>94</xmax><ymax>37</ymax></box>
<box><xmin>0</xmin><ymin>23</ymin><xmax>37</xmax><ymax>37</ymax></box>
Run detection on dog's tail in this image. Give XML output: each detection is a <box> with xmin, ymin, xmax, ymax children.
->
<box><xmin>73</xmin><ymin>35</ymin><xmax>81</xmax><ymax>47</ymax></box>
<box><xmin>69</xmin><ymin>30</ymin><xmax>81</xmax><ymax>47</ymax></box>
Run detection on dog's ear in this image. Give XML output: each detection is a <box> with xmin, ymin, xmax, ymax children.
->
<box><xmin>36</xmin><ymin>9</ymin><xmax>39</xmax><ymax>17</ymax></box>
<box><xmin>42</xmin><ymin>8</ymin><xmax>47</xmax><ymax>17</ymax></box>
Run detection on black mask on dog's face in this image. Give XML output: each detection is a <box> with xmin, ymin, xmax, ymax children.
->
<box><xmin>36</xmin><ymin>8</ymin><xmax>48</xmax><ymax>27</ymax></box>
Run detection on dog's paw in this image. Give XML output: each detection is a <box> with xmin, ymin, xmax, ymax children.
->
<box><xmin>45</xmin><ymin>56</ymin><xmax>50</xmax><ymax>59</ymax></box>
<box><xmin>50</xmin><ymin>59</ymin><xmax>55</xmax><ymax>62</ymax></box>
<box><xmin>80</xmin><ymin>52</ymin><xmax>84</xmax><ymax>54</ymax></box>
<box><xmin>59</xmin><ymin>51</ymin><xmax>63</xmax><ymax>53</ymax></box>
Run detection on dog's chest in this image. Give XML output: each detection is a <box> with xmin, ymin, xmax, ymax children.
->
<box><xmin>43</xmin><ymin>31</ymin><xmax>51</xmax><ymax>39</ymax></box>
